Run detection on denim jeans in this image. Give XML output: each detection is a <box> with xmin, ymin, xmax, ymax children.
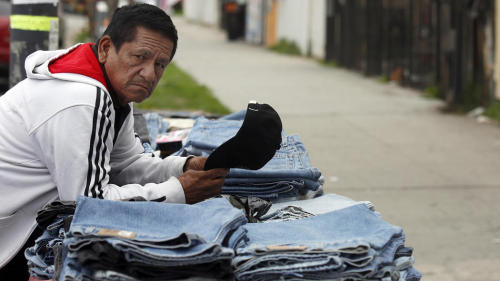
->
<box><xmin>59</xmin><ymin>196</ymin><xmax>245</xmax><ymax>280</ymax></box>
<box><xmin>264</xmin><ymin>193</ymin><xmax>376</xmax><ymax>218</ymax></box>
<box><xmin>233</xmin><ymin>204</ymin><xmax>406</xmax><ymax>281</ymax></box>
<box><xmin>399</xmin><ymin>267</ymin><xmax>422</xmax><ymax>281</ymax></box>
<box><xmin>26</xmin><ymin>213</ymin><xmax>73</xmax><ymax>280</ymax></box>
<box><xmin>143</xmin><ymin>112</ymin><xmax>169</xmax><ymax>150</ymax></box>
<box><xmin>69</xmin><ymin>197</ymin><xmax>245</xmax><ymax>246</ymax></box>
<box><xmin>174</xmin><ymin>117</ymin><xmax>323</xmax><ymax>201</ymax></box>
<box><xmin>238</xmin><ymin>204</ymin><xmax>401</xmax><ymax>253</ymax></box>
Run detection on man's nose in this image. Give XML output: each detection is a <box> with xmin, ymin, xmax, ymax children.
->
<box><xmin>140</xmin><ymin>61</ymin><xmax>156</xmax><ymax>82</ymax></box>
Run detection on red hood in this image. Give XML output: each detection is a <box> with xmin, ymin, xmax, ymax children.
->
<box><xmin>49</xmin><ymin>43</ymin><xmax>109</xmax><ymax>90</ymax></box>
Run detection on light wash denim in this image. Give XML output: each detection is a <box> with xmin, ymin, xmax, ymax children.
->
<box><xmin>260</xmin><ymin>206</ymin><xmax>315</xmax><ymax>222</ymax></box>
<box><xmin>143</xmin><ymin>112</ymin><xmax>169</xmax><ymax>150</ymax></box>
<box><xmin>222</xmin><ymin>180</ymin><xmax>300</xmax><ymax>200</ymax></box>
<box><xmin>234</xmin><ymin>236</ymin><xmax>406</xmax><ymax>281</ymax></box>
<box><xmin>237</xmin><ymin>204</ymin><xmax>402</xmax><ymax>254</ymax></box>
<box><xmin>233</xmin><ymin>204</ymin><xmax>406</xmax><ymax>281</ymax></box>
<box><xmin>174</xmin><ymin>116</ymin><xmax>322</xmax><ymax>200</ymax></box>
<box><xmin>394</xmin><ymin>256</ymin><xmax>414</xmax><ymax>271</ymax></box>
<box><xmin>399</xmin><ymin>267</ymin><xmax>422</xmax><ymax>281</ymax></box>
<box><xmin>265</xmin><ymin>194</ymin><xmax>376</xmax><ymax>217</ymax></box>
<box><xmin>70</xmin><ymin>196</ymin><xmax>246</xmax><ymax>246</ymax></box>
<box><xmin>219</xmin><ymin>109</ymin><xmax>246</xmax><ymax>121</ymax></box>
<box><xmin>25</xmin><ymin>215</ymin><xmax>70</xmax><ymax>280</ymax></box>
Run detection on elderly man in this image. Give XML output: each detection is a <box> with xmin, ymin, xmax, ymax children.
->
<box><xmin>0</xmin><ymin>4</ymin><xmax>228</xmax><ymax>278</ymax></box>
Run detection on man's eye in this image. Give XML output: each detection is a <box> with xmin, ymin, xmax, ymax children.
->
<box><xmin>156</xmin><ymin>63</ymin><xmax>166</xmax><ymax>69</ymax></box>
<box><xmin>135</xmin><ymin>55</ymin><xmax>145</xmax><ymax>60</ymax></box>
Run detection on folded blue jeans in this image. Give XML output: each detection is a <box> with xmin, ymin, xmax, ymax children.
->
<box><xmin>237</xmin><ymin>204</ymin><xmax>402</xmax><ymax>254</ymax></box>
<box><xmin>60</xmin><ymin>197</ymin><xmax>246</xmax><ymax>280</ymax></box>
<box><xmin>69</xmin><ymin>197</ymin><xmax>246</xmax><ymax>246</ymax></box>
<box><xmin>233</xmin><ymin>204</ymin><xmax>405</xmax><ymax>280</ymax></box>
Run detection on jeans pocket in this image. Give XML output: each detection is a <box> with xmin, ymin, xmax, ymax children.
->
<box><xmin>0</xmin><ymin>212</ymin><xmax>16</xmax><ymax>229</ymax></box>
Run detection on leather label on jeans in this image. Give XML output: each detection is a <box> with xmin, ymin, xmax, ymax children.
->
<box><xmin>97</xmin><ymin>228</ymin><xmax>137</xmax><ymax>239</ymax></box>
<box><xmin>266</xmin><ymin>245</ymin><xmax>307</xmax><ymax>251</ymax></box>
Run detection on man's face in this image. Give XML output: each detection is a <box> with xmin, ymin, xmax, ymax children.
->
<box><xmin>98</xmin><ymin>26</ymin><xmax>174</xmax><ymax>106</ymax></box>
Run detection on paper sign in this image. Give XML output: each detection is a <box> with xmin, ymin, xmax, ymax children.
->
<box><xmin>10</xmin><ymin>15</ymin><xmax>58</xmax><ymax>32</ymax></box>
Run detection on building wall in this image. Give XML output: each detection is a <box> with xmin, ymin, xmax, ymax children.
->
<box><xmin>183</xmin><ymin>0</ymin><xmax>219</xmax><ymax>26</ymax></box>
<box><xmin>246</xmin><ymin>0</ymin><xmax>265</xmax><ymax>44</ymax></box>
<box><xmin>276</xmin><ymin>0</ymin><xmax>310</xmax><ymax>55</ymax></box>
<box><xmin>496</xmin><ymin>0</ymin><xmax>500</xmax><ymax>99</ymax></box>
<box><xmin>274</xmin><ymin>0</ymin><xmax>326</xmax><ymax>58</ymax></box>
<box><xmin>310</xmin><ymin>0</ymin><xmax>326</xmax><ymax>59</ymax></box>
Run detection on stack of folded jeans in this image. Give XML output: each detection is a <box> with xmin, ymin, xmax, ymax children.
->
<box><xmin>175</xmin><ymin>114</ymin><xmax>324</xmax><ymax>201</ymax></box>
<box><xmin>261</xmin><ymin>193</ymin><xmax>376</xmax><ymax>222</ymax></box>
<box><xmin>25</xmin><ymin>201</ymin><xmax>76</xmax><ymax>280</ymax></box>
<box><xmin>231</xmin><ymin>201</ymin><xmax>421</xmax><ymax>281</ymax></box>
<box><xmin>58</xmin><ymin>196</ymin><xmax>247</xmax><ymax>281</ymax></box>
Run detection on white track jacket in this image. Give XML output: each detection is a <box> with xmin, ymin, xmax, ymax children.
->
<box><xmin>0</xmin><ymin>44</ymin><xmax>188</xmax><ymax>267</ymax></box>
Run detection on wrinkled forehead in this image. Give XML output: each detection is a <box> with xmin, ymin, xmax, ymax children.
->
<box><xmin>126</xmin><ymin>26</ymin><xmax>174</xmax><ymax>59</ymax></box>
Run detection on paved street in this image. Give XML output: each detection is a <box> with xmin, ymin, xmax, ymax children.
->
<box><xmin>173</xmin><ymin>17</ymin><xmax>500</xmax><ymax>281</ymax></box>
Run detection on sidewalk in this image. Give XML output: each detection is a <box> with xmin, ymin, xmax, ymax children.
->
<box><xmin>173</xmin><ymin>17</ymin><xmax>500</xmax><ymax>281</ymax></box>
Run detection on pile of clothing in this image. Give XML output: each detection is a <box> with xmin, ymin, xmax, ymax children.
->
<box><xmin>56</xmin><ymin>196</ymin><xmax>246</xmax><ymax>281</ymax></box>
<box><xmin>25</xmin><ymin>201</ymin><xmax>76</xmax><ymax>280</ymax></box>
<box><xmin>174</xmin><ymin>112</ymin><xmax>324</xmax><ymax>201</ymax></box>
<box><xmin>230</xmin><ymin>194</ymin><xmax>421</xmax><ymax>281</ymax></box>
<box><xmin>26</xmin><ymin>195</ymin><xmax>421</xmax><ymax>281</ymax></box>
<box><xmin>22</xmin><ymin>108</ymin><xmax>421</xmax><ymax>281</ymax></box>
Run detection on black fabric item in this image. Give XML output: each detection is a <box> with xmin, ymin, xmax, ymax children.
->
<box><xmin>395</xmin><ymin>246</ymin><xmax>414</xmax><ymax>259</ymax></box>
<box><xmin>75</xmin><ymin>241</ymin><xmax>233</xmax><ymax>280</ymax></box>
<box><xmin>36</xmin><ymin>200</ymin><xmax>76</xmax><ymax>229</ymax></box>
<box><xmin>52</xmin><ymin>242</ymin><xmax>64</xmax><ymax>281</ymax></box>
<box><xmin>224</xmin><ymin>195</ymin><xmax>272</xmax><ymax>223</ymax></box>
<box><xmin>204</xmin><ymin>102</ymin><xmax>282</xmax><ymax>170</ymax></box>
<box><xmin>133</xmin><ymin>113</ymin><xmax>151</xmax><ymax>144</ymax></box>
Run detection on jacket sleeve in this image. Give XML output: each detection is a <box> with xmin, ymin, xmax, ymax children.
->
<box><xmin>108</xmin><ymin>105</ymin><xmax>190</xmax><ymax>190</ymax></box>
<box><xmin>32</xmin><ymin>91</ymin><xmax>187</xmax><ymax>203</ymax></box>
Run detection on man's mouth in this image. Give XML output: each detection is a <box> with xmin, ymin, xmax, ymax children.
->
<box><xmin>131</xmin><ymin>83</ymin><xmax>151</xmax><ymax>93</ymax></box>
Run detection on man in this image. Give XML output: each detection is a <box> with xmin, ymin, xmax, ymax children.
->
<box><xmin>0</xmin><ymin>4</ymin><xmax>228</xmax><ymax>277</ymax></box>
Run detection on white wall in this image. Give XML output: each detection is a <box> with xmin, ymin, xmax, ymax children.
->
<box><xmin>495</xmin><ymin>0</ymin><xmax>500</xmax><ymax>99</ymax></box>
<box><xmin>246</xmin><ymin>0</ymin><xmax>265</xmax><ymax>44</ymax></box>
<box><xmin>276</xmin><ymin>0</ymin><xmax>309</xmax><ymax>55</ymax></box>
<box><xmin>183</xmin><ymin>0</ymin><xmax>219</xmax><ymax>26</ymax></box>
<box><xmin>275</xmin><ymin>0</ymin><xmax>326</xmax><ymax>58</ymax></box>
<box><xmin>310</xmin><ymin>0</ymin><xmax>326</xmax><ymax>59</ymax></box>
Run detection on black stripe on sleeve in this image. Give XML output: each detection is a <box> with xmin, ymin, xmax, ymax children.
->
<box><xmin>84</xmin><ymin>88</ymin><xmax>101</xmax><ymax>197</ymax></box>
<box><xmin>96</xmin><ymin>99</ymin><xmax>113</xmax><ymax>199</ymax></box>
<box><xmin>90</xmin><ymin>94</ymin><xmax>110</xmax><ymax>198</ymax></box>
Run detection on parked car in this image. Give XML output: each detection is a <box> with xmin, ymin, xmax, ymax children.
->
<box><xmin>0</xmin><ymin>0</ymin><xmax>10</xmax><ymax>91</ymax></box>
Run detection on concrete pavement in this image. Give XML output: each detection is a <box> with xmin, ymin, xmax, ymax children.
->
<box><xmin>173</xmin><ymin>17</ymin><xmax>500</xmax><ymax>281</ymax></box>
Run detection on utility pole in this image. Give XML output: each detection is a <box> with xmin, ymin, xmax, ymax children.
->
<box><xmin>9</xmin><ymin>0</ymin><xmax>59</xmax><ymax>88</ymax></box>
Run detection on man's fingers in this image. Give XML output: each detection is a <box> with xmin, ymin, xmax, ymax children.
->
<box><xmin>206</xmin><ymin>168</ymin><xmax>229</xmax><ymax>178</ymax></box>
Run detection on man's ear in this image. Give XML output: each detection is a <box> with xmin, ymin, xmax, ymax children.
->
<box><xmin>97</xmin><ymin>35</ymin><xmax>113</xmax><ymax>64</ymax></box>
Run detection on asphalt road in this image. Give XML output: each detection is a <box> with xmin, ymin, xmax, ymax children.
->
<box><xmin>172</xmin><ymin>16</ymin><xmax>500</xmax><ymax>281</ymax></box>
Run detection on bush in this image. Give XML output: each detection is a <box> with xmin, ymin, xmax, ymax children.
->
<box><xmin>269</xmin><ymin>39</ymin><xmax>302</xmax><ymax>56</ymax></box>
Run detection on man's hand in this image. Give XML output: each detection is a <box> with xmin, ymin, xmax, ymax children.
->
<box><xmin>183</xmin><ymin>156</ymin><xmax>207</xmax><ymax>171</ymax></box>
<box><xmin>178</xmin><ymin>168</ymin><xmax>229</xmax><ymax>204</ymax></box>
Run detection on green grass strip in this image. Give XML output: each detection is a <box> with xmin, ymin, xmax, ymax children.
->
<box><xmin>136</xmin><ymin>63</ymin><xmax>231</xmax><ymax>115</ymax></box>
<box><xmin>484</xmin><ymin>101</ymin><xmax>500</xmax><ymax>123</ymax></box>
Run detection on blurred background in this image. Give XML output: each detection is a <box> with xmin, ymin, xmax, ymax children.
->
<box><xmin>2</xmin><ymin>1</ymin><xmax>500</xmax><ymax>281</ymax></box>
<box><xmin>2</xmin><ymin>0</ymin><xmax>500</xmax><ymax>114</ymax></box>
